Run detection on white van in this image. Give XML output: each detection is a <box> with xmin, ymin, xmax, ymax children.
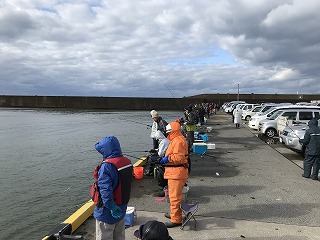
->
<box><xmin>248</xmin><ymin>104</ymin><xmax>291</xmax><ymax>130</ymax></box>
<box><xmin>241</xmin><ymin>104</ymin><xmax>261</xmax><ymax>120</ymax></box>
<box><xmin>259</xmin><ymin>106</ymin><xmax>320</xmax><ymax>137</ymax></box>
<box><xmin>224</xmin><ymin>101</ymin><xmax>245</xmax><ymax>114</ymax></box>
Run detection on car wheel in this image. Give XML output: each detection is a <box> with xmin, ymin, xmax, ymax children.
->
<box><xmin>265</xmin><ymin>128</ymin><xmax>276</xmax><ymax>138</ymax></box>
<box><xmin>245</xmin><ymin>115</ymin><xmax>251</xmax><ymax>121</ymax></box>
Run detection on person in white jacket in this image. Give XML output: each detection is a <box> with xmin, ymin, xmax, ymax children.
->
<box><xmin>233</xmin><ymin>108</ymin><xmax>242</xmax><ymax>128</ymax></box>
<box><xmin>154</xmin><ymin>130</ymin><xmax>170</xmax><ymax>157</ymax></box>
<box><xmin>153</xmin><ymin>130</ymin><xmax>170</xmax><ymax>197</ymax></box>
<box><xmin>150</xmin><ymin>110</ymin><xmax>168</xmax><ymax>149</ymax></box>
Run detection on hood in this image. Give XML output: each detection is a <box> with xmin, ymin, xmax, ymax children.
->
<box><xmin>154</xmin><ymin>130</ymin><xmax>166</xmax><ymax>140</ymax></box>
<box><xmin>308</xmin><ymin>118</ymin><xmax>318</xmax><ymax>128</ymax></box>
<box><xmin>94</xmin><ymin>136</ymin><xmax>123</xmax><ymax>159</ymax></box>
<box><xmin>166</xmin><ymin>121</ymin><xmax>183</xmax><ymax>140</ymax></box>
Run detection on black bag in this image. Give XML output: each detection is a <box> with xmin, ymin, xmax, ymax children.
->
<box><xmin>155</xmin><ymin>165</ymin><xmax>167</xmax><ymax>188</ymax></box>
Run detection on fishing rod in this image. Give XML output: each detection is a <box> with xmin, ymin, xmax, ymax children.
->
<box><xmin>130</xmin><ymin>119</ymin><xmax>152</xmax><ymax>128</ymax></box>
<box><xmin>284</xmin><ymin>123</ymin><xmax>305</xmax><ymax>140</ymax></box>
<box><xmin>123</xmin><ymin>150</ymin><xmax>149</xmax><ymax>153</ymax></box>
<box><xmin>123</xmin><ymin>153</ymin><xmax>144</xmax><ymax>160</ymax></box>
<box><xmin>157</xmin><ymin>76</ymin><xmax>176</xmax><ymax>99</ymax></box>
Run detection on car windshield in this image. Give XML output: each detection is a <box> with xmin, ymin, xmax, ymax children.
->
<box><xmin>252</xmin><ymin>106</ymin><xmax>262</xmax><ymax>112</ymax></box>
<box><xmin>265</xmin><ymin>107</ymin><xmax>275</xmax><ymax>114</ymax></box>
<box><xmin>260</xmin><ymin>106</ymin><xmax>273</xmax><ymax>113</ymax></box>
<box><xmin>269</xmin><ymin>110</ymin><xmax>284</xmax><ymax>120</ymax></box>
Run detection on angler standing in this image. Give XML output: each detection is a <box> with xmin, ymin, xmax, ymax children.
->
<box><xmin>160</xmin><ymin>121</ymin><xmax>189</xmax><ymax>228</ymax></box>
<box><xmin>150</xmin><ymin>110</ymin><xmax>168</xmax><ymax>149</ymax></box>
<box><xmin>184</xmin><ymin>106</ymin><xmax>196</xmax><ymax>153</ymax></box>
<box><xmin>93</xmin><ymin>136</ymin><xmax>133</xmax><ymax>240</ymax></box>
<box><xmin>299</xmin><ymin>118</ymin><xmax>320</xmax><ymax>180</ymax></box>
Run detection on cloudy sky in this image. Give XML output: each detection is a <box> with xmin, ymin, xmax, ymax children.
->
<box><xmin>0</xmin><ymin>0</ymin><xmax>319</xmax><ymax>98</ymax></box>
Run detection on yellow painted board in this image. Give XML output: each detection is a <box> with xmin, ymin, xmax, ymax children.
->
<box><xmin>133</xmin><ymin>156</ymin><xmax>148</xmax><ymax>167</ymax></box>
<box><xmin>63</xmin><ymin>200</ymin><xmax>95</xmax><ymax>233</ymax></box>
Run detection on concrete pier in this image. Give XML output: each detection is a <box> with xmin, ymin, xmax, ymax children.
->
<box><xmin>76</xmin><ymin>111</ymin><xmax>320</xmax><ymax>240</ymax></box>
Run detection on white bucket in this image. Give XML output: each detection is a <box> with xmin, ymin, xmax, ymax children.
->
<box><xmin>206</xmin><ymin>143</ymin><xmax>216</xmax><ymax>149</ymax></box>
<box><xmin>206</xmin><ymin>127</ymin><xmax>212</xmax><ymax>132</ymax></box>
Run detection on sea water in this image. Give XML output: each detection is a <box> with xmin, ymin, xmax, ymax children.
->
<box><xmin>0</xmin><ymin>108</ymin><xmax>180</xmax><ymax>240</ymax></box>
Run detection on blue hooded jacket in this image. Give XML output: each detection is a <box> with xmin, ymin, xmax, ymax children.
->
<box><xmin>93</xmin><ymin>136</ymin><xmax>128</xmax><ymax>224</ymax></box>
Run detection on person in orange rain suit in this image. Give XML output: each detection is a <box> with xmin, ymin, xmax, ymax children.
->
<box><xmin>160</xmin><ymin>121</ymin><xmax>189</xmax><ymax>228</ymax></box>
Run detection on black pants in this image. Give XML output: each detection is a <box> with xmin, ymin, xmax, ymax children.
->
<box><xmin>304</xmin><ymin>154</ymin><xmax>320</xmax><ymax>178</ymax></box>
<box><xmin>153</xmin><ymin>138</ymin><xmax>159</xmax><ymax>149</ymax></box>
<box><xmin>186</xmin><ymin>131</ymin><xmax>194</xmax><ymax>153</ymax></box>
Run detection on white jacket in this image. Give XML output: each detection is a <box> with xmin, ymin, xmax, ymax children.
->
<box><xmin>234</xmin><ymin>109</ymin><xmax>242</xmax><ymax>124</ymax></box>
<box><xmin>154</xmin><ymin>130</ymin><xmax>170</xmax><ymax>157</ymax></box>
<box><xmin>150</xmin><ymin>121</ymin><xmax>158</xmax><ymax>138</ymax></box>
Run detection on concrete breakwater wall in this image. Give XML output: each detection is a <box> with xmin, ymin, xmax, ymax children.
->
<box><xmin>0</xmin><ymin>94</ymin><xmax>319</xmax><ymax>110</ymax></box>
<box><xmin>0</xmin><ymin>95</ymin><xmax>202</xmax><ymax>110</ymax></box>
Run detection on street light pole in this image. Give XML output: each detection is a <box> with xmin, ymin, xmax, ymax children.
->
<box><xmin>237</xmin><ymin>84</ymin><xmax>240</xmax><ymax>101</ymax></box>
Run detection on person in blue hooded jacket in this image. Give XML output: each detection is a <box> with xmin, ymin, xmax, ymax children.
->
<box><xmin>299</xmin><ymin>118</ymin><xmax>320</xmax><ymax>180</ymax></box>
<box><xmin>93</xmin><ymin>136</ymin><xmax>133</xmax><ymax>240</ymax></box>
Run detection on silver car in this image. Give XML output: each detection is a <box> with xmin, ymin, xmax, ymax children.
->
<box><xmin>279</xmin><ymin>125</ymin><xmax>306</xmax><ymax>153</ymax></box>
<box><xmin>259</xmin><ymin>107</ymin><xmax>320</xmax><ymax>138</ymax></box>
<box><xmin>279</xmin><ymin>119</ymin><xmax>320</xmax><ymax>153</ymax></box>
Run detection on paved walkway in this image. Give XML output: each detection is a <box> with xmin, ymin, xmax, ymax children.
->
<box><xmin>77</xmin><ymin>111</ymin><xmax>320</xmax><ymax>240</ymax></box>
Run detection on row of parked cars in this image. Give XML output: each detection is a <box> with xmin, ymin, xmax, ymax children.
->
<box><xmin>222</xmin><ymin>101</ymin><xmax>320</xmax><ymax>154</ymax></box>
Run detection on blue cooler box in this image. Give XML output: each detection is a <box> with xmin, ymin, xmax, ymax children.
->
<box><xmin>193</xmin><ymin>143</ymin><xmax>207</xmax><ymax>154</ymax></box>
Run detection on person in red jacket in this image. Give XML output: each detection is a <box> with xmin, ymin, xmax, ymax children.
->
<box><xmin>160</xmin><ymin>121</ymin><xmax>189</xmax><ymax>228</ymax></box>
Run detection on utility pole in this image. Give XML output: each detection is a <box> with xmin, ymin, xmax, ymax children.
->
<box><xmin>237</xmin><ymin>84</ymin><xmax>240</xmax><ymax>101</ymax></box>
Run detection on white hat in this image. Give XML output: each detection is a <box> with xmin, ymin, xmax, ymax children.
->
<box><xmin>165</xmin><ymin>124</ymin><xmax>172</xmax><ymax>133</ymax></box>
<box><xmin>150</xmin><ymin>110</ymin><xmax>158</xmax><ymax>118</ymax></box>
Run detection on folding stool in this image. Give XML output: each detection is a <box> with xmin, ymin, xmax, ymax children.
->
<box><xmin>180</xmin><ymin>201</ymin><xmax>199</xmax><ymax>230</ymax></box>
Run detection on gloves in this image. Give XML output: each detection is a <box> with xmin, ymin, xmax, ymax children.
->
<box><xmin>160</xmin><ymin>155</ymin><xmax>169</xmax><ymax>164</ymax></box>
<box><xmin>109</xmin><ymin>203</ymin><xmax>122</xmax><ymax>219</ymax></box>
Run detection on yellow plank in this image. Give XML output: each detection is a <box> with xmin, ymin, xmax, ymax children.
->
<box><xmin>63</xmin><ymin>200</ymin><xmax>95</xmax><ymax>232</ymax></box>
<box><xmin>133</xmin><ymin>156</ymin><xmax>148</xmax><ymax>167</ymax></box>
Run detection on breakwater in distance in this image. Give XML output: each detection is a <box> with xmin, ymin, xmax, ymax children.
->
<box><xmin>1</xmin><ymin>94</ymin><xmax>320</xmax><ymax>110</ymax></box>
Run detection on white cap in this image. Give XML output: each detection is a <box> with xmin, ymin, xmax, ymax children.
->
<box><xmin>165</xmin><ymin>124</ymin><xmax>172</xmax><ymax>133</ymax></box>
<box><xmin>150</xmin><ymin>110</ymin><xmax>158</xmax><ymax>118</ymax></box>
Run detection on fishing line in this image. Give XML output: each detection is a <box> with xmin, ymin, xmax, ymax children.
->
<box><xmin>123</xmin><ymin>150</ymin><xmax>149</xmax><ymax>153</ymax></box>
<box><xmin>130</xmin><ymin>119</ymin><xmax>152</xmax><ymax>128</ymax></box>
<box><xmin>123</xmin><ymin>153</ymin><xmax>144</xmax><ymax>160</ymax></box>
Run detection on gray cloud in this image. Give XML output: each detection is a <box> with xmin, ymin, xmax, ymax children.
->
<box><xmin>0</xmin><ymin>0</ymin><xmax>319</xmax><ymax>97</ymax></box>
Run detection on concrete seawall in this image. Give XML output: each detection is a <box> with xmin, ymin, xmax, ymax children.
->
<box><xmin>0</xmin><ymin>95</ymin><xmax>199</xmax><ymax>110</ymax></box>
<box><xmin>0</xmin><ymin>94</ymin><xmax>319</xmax><ymax>110</ymax></box>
